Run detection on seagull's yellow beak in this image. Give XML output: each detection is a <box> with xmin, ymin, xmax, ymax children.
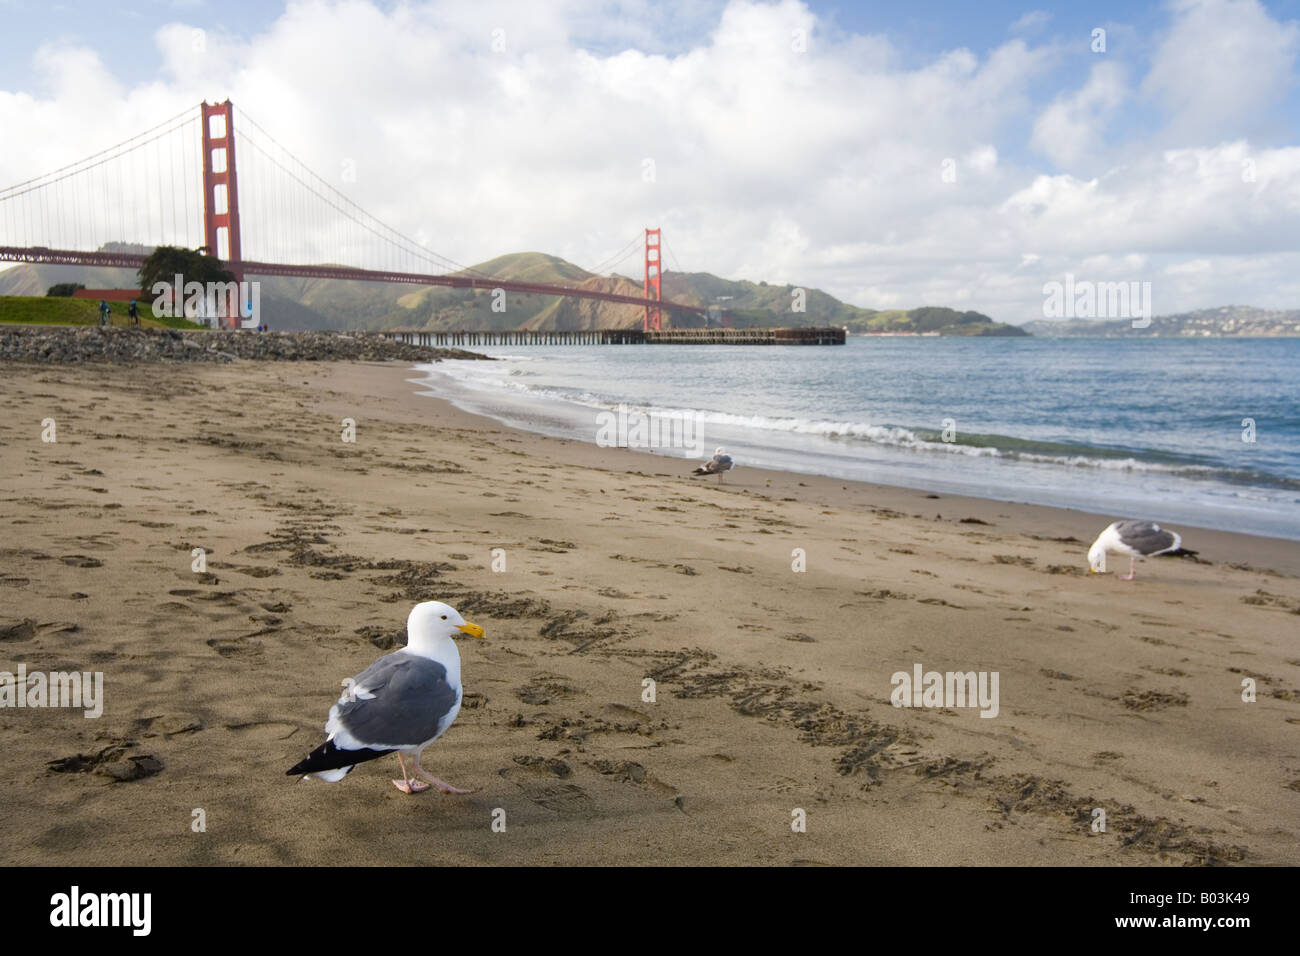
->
<box><xmin>456</xmin><ymin>621</ymin><xmax>485</xmax><ymax>638</ymax></box>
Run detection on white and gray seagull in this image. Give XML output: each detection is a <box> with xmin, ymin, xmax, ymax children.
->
<box><xmin>1087</xmin><ymin>520</ymin><xmax>1198</xmax><ymax>580</ymax></box>
<box><xmin>691</xmin><ymin>446</ymin><xmax>735</xmax><ymax>485</ymax></box>
<box><xmin>287</xmin><ymin>600</ymin><xmax>484</xmax><ymax>794</ymax></box>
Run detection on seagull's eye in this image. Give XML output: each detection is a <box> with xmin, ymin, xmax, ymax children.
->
<box><xmin>440</xmin><ymin>615</ymin><xmax>447</xmax><ymax>620</ymax></box>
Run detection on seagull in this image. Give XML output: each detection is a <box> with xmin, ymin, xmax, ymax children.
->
<box><xmin>1087</xmin><ymin>520</ymin><xmax>1198</xmax><ymax>580</ymax></box>
<box><xmin>691</xmin><ymin>447</ymin><xmax>735</xmax><ymax>485</ymax></box>
<box><xmin>287</xmin><ymin>601</ymin><xmax>484</xmax><ymax>794</ymax></box>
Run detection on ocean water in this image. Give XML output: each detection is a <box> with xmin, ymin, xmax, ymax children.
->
<box><xmin>410</xmin><ymin>336</ymin><xmax>1300</xmax><ymax>541</ymax></box>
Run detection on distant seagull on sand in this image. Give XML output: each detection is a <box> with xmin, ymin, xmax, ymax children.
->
<box><xmin>287</xmin><ymin>601</ymin><xmax>484</xmax><ymax>794</ymax></box>
<box><xmin>1087</xmin><ymin>520</ymin><xmax>1198</xmax><ymax>580</ymax></box>
<box><xmin>692</xmin><ymin>447</ymin><xmax>735</xmax><ymax>485</ymax></box>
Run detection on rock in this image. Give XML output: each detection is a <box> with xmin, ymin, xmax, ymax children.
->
<box><xmin>0</xmin><ymin>327</ymin><xmax>491</xmax><ymax>365</ymax></box>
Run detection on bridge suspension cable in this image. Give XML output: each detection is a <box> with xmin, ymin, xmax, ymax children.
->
<box><xmin>234</xmin><ymin>108</ymin><xmax>496</xmax><ymax>279</ymax></box>
<box><xmin>0</xmin><ymin>107</ymin><xmax>200</xmax><ymax>254</ymax></box>
<box><xmin>583</xmin><ymin>233</ymin><xmax>644</xmax><ymax>277</ymax></box>
<box><xmin>662</xmin><ymin>237</ymin><xmax>684</xmax><ymax>276</ymax></box>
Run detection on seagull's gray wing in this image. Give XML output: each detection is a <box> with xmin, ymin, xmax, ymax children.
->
<box><xmin>1114</xmin><ymin>520</ymin><xmax>1180</xmax><ymax>555</ymax></box>
<box><xmin>331</xmin><ymin>651</ymin><xmax>459</xmax><ymax>748</ymax></box>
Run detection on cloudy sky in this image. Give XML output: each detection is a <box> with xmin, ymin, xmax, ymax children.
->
<box><xmin>1</xmin><ymin>0</ymin><xmax>1298</xmax><ymax>322</ymax></box>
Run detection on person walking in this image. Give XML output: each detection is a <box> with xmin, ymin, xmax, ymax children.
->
<box><xmin>128</xmin><ymin>300</ymin><xmax>139</xmax><ymax>325</ymax></box>
<box><xmin>98</xmin><ymin>300</ymin><xmax>111</xmax><ymax>326</ymax></box>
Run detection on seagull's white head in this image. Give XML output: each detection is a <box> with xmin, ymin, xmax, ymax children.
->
<box><xmin>406</xmin><ymin>601</ymin><xmax>484</xmax><ymax>655</ymax></box>
<box><xmin>714</xmin><ymin>447</ymin><xmax>726</xmax><ymax>456</ymax></box>
<box><xmin>1087</xmin><ymin>539</ymin><xmax>1106</xmax><ymax>574</ymax></box>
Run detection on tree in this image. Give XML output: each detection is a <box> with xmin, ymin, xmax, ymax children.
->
<box><xmin>137</xmin><ymin>245</ymin><xmax>235</xmax><ymax>294</ymax></box>
<box><xmin>46</xmin><ymin>282</ymin><xmax>85</xmax><ymax>297</ymax></box>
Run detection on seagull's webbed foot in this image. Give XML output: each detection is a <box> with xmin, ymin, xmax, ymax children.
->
<box><xmin>392</xmin><ymin>754</ymin><xmax>431</xmax><ymax>794</ymax></box>
<box><xmin>414</xmin><ymin>758</ymin><xmax>473</xmax><ymax>794</ymax></box>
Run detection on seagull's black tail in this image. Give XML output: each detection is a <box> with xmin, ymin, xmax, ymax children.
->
<box><xmin>287</xmin><ymin>738</ymin><xmax>394</xmax><ymax>776</ymax></box>
<box><xmin>1157</xmin><ymin>548</ymin><xmax>1201</xmax><ymax>561</ymax></box>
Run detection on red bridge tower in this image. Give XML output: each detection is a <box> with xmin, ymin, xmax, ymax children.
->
<box><xmin>643</xmin><ymin>227</ymin><xmax>662</xmax><ymax>331</ymax></box>
<box><xmin>200</xmin><ymin>100</ymin><xmax>244</xmax><ymax>327</ymax></box>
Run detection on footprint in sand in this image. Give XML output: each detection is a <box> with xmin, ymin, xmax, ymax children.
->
<box><xmin>222</xmin><ymin>720</ymin><xmax>300</xmax><ymax>742</ymax></box>
<box><xmin>498</xmin><ymin>765</ymin><xmax>594</xmax><ymax>814</ymax></box>
<box><xmin>131</xmin><ymin>713</ymin><xmax>206</xmax><ymax>738</ymax></box>
<box><xmin>1120</xmin><ymin>688</ymin><xmax>1189</xmax><ymax>711</ymax></box>
<box><xmin>1</xmin><ymin>619</ymin><xmax>79</xmax><ymax>642</ymax></box>
<box><xmin>206</xmin><ymin>628</ymin><xmax>271</xmax><ymax>658</ymax></box>
<box><xmin>589</xmin><ymin>759</ymin><xmax>680</xmax><ymax>798</ymax></box>
<box><xmin>516</xmin><ymin>676</ymin><xmax>578</xmax><ymax>706</ymax></box>
<box><xmin>47</xmin><ymin>742</ymin><xmax>164</xmax><ymax>783</ymax></box>
<box><xmin>511</xmin><ymin>755</ymin><xmax>572</xmax><ymax>778</ymax></box>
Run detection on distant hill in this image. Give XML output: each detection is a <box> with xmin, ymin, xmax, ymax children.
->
<box><xmin>842</xmin><ymin>306</ymin><xmax>1026</xmax><ymax>336</ymax></box>
<box><xmin>0</xmin><ymin>246</ymin><xmax>1025</xmax><ymax>335</ymax></box>
<box><xmin>0</xmin><ymin>242</ymin><xmax>156</xmax><ymax>296</ymax></box>
<box><xmin>1021</xmin><ymin>306</ymin><xmax>1300</xmax><ymax>337</ymax></box>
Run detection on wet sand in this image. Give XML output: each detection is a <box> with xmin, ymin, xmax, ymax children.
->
<box><xmin>1</xmin><ymin>359</ymin><xmax>1298</xmax><ymax>866</ymax></box>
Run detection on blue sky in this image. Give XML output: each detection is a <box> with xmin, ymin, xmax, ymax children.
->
<box><xmin>1</xmin><ymin>0</ymin><xmax>1298</xmax><ymax>319</ymax></box>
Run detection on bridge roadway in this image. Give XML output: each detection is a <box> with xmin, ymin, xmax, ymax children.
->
<box><xmin>0</xmin><ymin>246</ymin><xmax>845</xmax><ymax>343</ymax></box>
<box><xmin>0</xmin><ymin>246</ymin><xmax>707</xmax><ymax>317</ymax></box>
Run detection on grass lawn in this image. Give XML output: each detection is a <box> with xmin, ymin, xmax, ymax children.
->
<box><xmin>0</xmin><ymin>296</ymin><xmax>205</xmax><ymax>329</ymax></box>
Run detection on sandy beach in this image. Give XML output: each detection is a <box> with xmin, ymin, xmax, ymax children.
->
<box><xmin>2</xmin><ymin>358</ymin><xmax>1298</xmax><ymax>866</ymax></box>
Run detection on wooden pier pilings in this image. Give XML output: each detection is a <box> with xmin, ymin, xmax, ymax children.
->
<box><xmin>386</xmin><ymin>327</ymin><xmax>846</xmax><ymax>347</ymax></box>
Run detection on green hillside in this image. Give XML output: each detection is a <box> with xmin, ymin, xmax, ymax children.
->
<box><xmin>468</xmin><ymin>251</ymin><xmax>592</xmax><ymax>283</ymax></box>
<box><xmin>0</xmin><ymin>247</ymin><xmax>1025</xmax><ymax>335</ymax></box>
<box><xmin>844</xmin><ymin>306</ymin><xmax>1027</xmax><ymax>336</ymax></box>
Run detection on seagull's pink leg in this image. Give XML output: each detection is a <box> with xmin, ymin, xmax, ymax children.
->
<box><xmin>413</xmin><ymin>754</ymin><xmax>473</xmax><ymax>794</ymax></box>
<box><xmin>392</xmin><ymin>753</ymin><xmax>430</xmax><ymax>794</ymax></box>
<box><xmin>1120</xmin><ymin>556</ymin><xmax>1136</xmax><ymax>581</ymax></box>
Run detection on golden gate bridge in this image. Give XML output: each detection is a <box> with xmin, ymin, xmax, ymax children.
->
<box><xmin>0</xmin><ymin>100</ymin><xmax>702</xmax><ymax>330</ymax></box>
<box><xmin>0</xmin><ymin>100</ymin><xmax>843</xmax><ymax>344</ymax></box>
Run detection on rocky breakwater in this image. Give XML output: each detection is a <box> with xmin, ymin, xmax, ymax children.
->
<box><xmin>0</xmin><ymin>327</ymin><xmax>491</xmax><ymax>364</ymax></box>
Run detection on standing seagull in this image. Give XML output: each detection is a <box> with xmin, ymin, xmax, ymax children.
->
<box><xmin>691</xmin><ymin>447</ymin><xmax>735</xmax><ymax>485</ymax></box>
<box><xmin>287</xmin><ymin>601</ymin><xmax>484</xmax><ymax>794</ymax></box>
<box><xmin>1087</xmin><ymin>520</ymin><xmax>1197</xmax><ymax>580</ymax></box>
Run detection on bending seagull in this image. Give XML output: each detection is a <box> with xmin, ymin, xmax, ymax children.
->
<box><xmin>1087</xmin><ymin>520</ymin><xmax>1198</xmax><ymax>580</ymax></box>
<box><xmin>691</xmin><ymin>447</ymin><xmax>735</xmax><ymax>485</ymax></box>
<box><xmin>287</xmin><ymin>600</ymin><xmax>484</xmax><ymax>794</ymax></box>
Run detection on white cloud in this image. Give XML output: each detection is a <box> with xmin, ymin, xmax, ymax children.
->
<box><xmin>1166</xmin><ymin>258</ymin><xmax>1212</xmax><ymax>274</ymax></box>
<box><xmin>1</xmin><ymin>0</ymin><xmax>1298</xmax><ymax>322</ymax></box>
<box><xmin>965</xmin><ymin>145</ymin><xmax>998</xmax><ymax>173</ymax></box>
<box><xmin>1031</xmin><ymin>61</ymin><xmax>1127</xmax><ymax>167</ymax></box>
<box><xmin>1011</xmin><ymin>10</ymin><xmax>1051</xmax><ymax>33</ymax></box>
<box><xmin>1143</xmin><ymin>0</ymin><xmax>1300</xmax><ymax>143</ymax></box>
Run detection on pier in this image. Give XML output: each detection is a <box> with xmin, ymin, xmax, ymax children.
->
<box><xmin>385</xmin><ymin>327</ymin><xmax>846</xmax><ymax>347</ymax></box>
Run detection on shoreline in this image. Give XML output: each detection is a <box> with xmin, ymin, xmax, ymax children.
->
<box><xmin>406</xmin><ymin>342</ymin><xmax>1300</xmax><ymax>545</ymax></box>
<box><xmin>2</xmin><ymin>358</ymin><xmax>1297</xmax><ymax>866</ymax></box>
<box><xmin>396</xmin><ymin>362</ymin><xmax>1300</xmax><ymax>574</ymax></box>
